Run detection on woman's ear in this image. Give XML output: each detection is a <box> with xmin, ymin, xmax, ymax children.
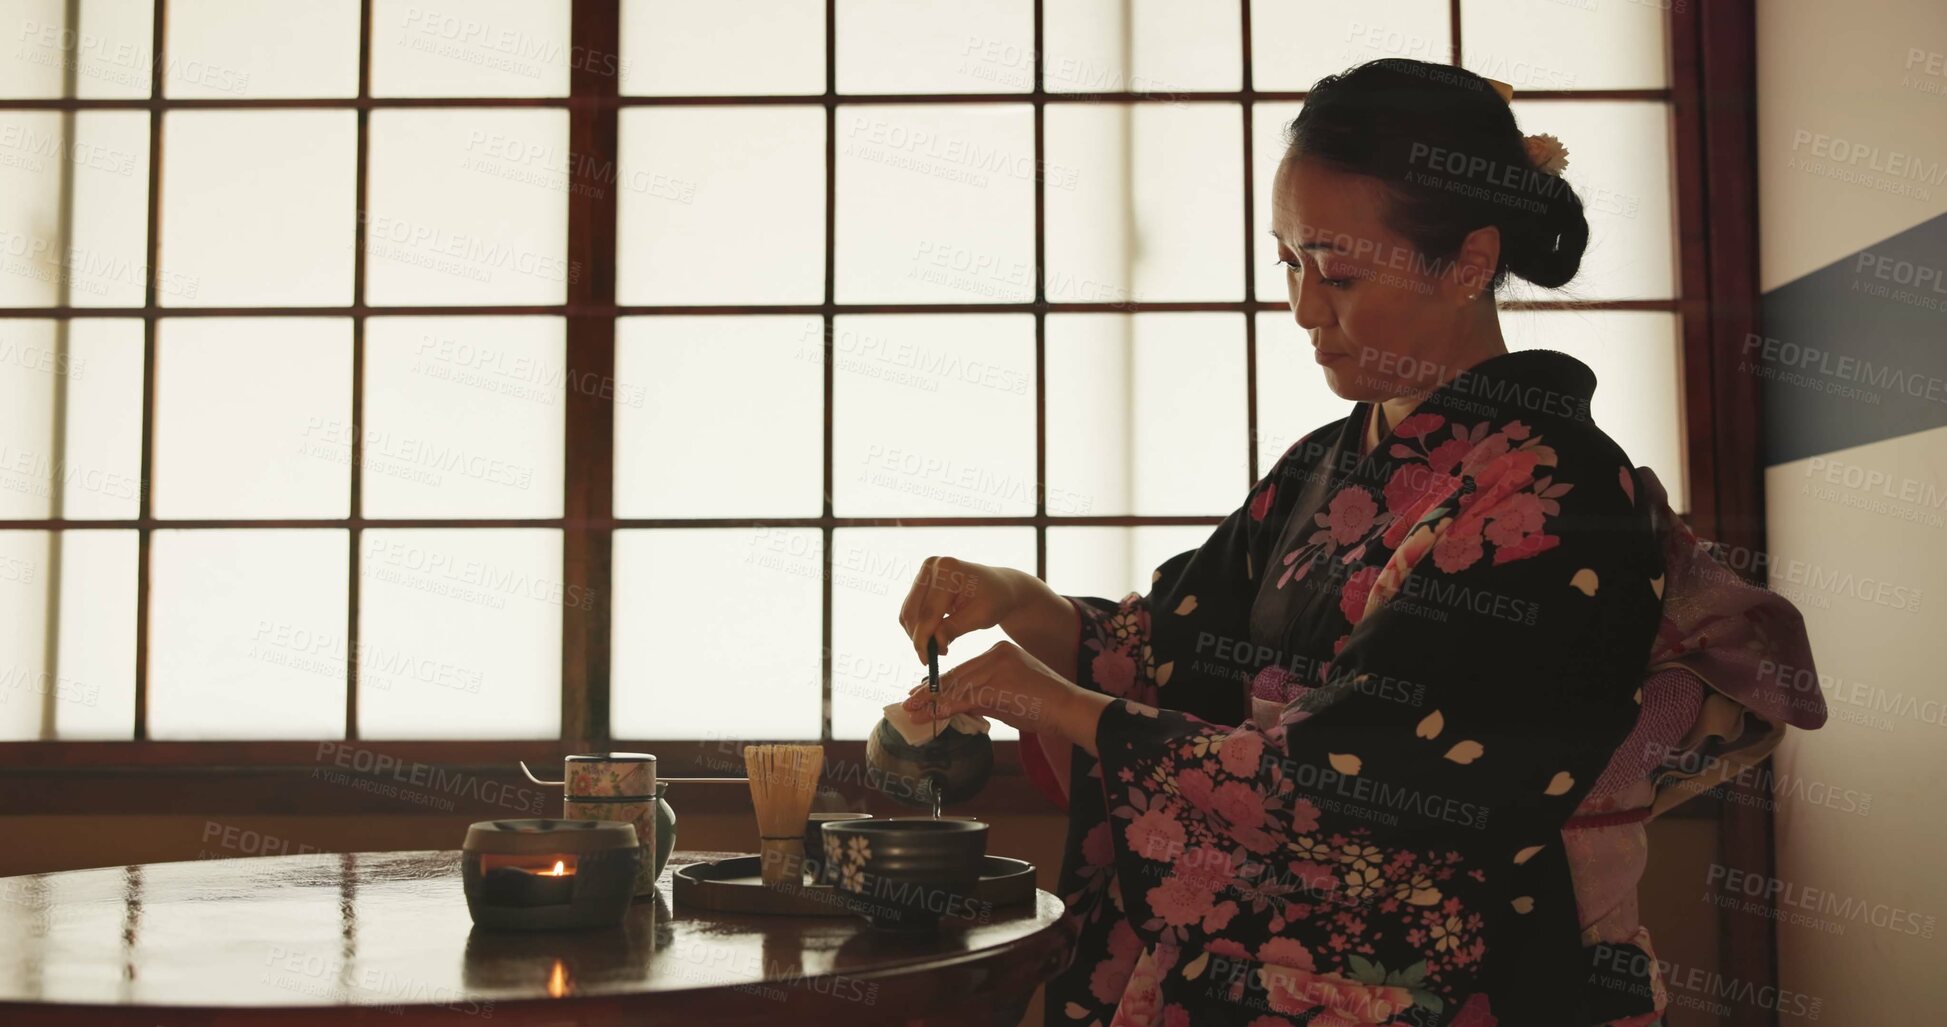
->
<box><xmin>1451</xmin><ymin>224</ymin><xmax>1501</xmax><ymax>303</ymax></box>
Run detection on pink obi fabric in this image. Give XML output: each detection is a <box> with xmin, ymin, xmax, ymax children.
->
<box><xmin>1546</xmin><ymin>464</ymin><xmax>1828</xmax><ymax>1027</ymax></box>
<box><xmin>1548</xmin><ymin>667</ymin><xmax>1700</xmax><ymax>1026</ymax></box>
<box><xmin>1563</xmin><ymin>667</ymin><xmax>1703</xmax><ymax>949</ymax></box>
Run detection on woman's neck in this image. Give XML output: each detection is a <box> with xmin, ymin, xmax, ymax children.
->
<box><xmin>1362</xmin><ymin>313</ymin><xmax>1509</xmax><ymax>454</ymax></box>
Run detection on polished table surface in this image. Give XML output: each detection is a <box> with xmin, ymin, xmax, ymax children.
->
<box><xmin>0</xmin><ymin>850</ymin><xmax>1076</xmax><ymax>1026</ymax></box>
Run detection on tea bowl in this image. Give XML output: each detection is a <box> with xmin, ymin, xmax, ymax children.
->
<box><xmin>804</xmin><ymin>812</ymin><xmax>873</xmax><ymax>885</ymax></box>
<box><xmin>820</xmin><ymin>818</ymin><xmax>988</xmax><ymax>930</ymax></box>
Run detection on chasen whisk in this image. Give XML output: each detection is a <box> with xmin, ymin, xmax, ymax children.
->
<box><xmin>743</xmin><ymin>744</ymin><xmax>825</xmax><ymax>886</ymax></box>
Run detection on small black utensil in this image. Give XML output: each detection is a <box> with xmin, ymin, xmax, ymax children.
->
<box><xmin>926</xmin><ymin>636</ymin><xmax>941</xmax><ymax>745</ymax></box>
<box><xmin>927</xmin><ymin>636</ymin><xmax>943</xmax><ymax>817</ymax></box>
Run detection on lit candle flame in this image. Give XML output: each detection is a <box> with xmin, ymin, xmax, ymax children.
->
<box><xmin>547</xmin><ymin>958</ymin><xmax>570</xmax><ymax>998</ymax></box>
<box><xmin>545</xmin><ymin>860</ymin><xmax>566</xmax><ymax>877</ymax></box>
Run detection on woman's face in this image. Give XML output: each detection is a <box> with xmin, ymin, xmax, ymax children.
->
<box><xmin>1269</xmin><ymin>156</ymin><xmax>1498</xmax><ymax>404</ymax></box>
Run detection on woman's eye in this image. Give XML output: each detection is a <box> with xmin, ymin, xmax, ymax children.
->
<box><xmin>1317</xmin><ymin>264</ymin><xmax>1356</xmax><ymax>289</ymax></box>
<box><xmin>1276</xmin><ymin>255</ymin><xmax>1351</xmax><ymax>290</ymax></box>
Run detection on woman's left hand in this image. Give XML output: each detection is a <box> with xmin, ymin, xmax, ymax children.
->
<box><xmin>901</xmin><ymin>641</ymin><xmax>1114</xmax><ymax>756</ymax></box>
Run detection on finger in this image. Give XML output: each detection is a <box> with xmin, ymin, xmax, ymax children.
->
<box><xmin>935</xmin><ymin>610</ymin><xmax>968</xmax><ymax>652</ymax></box>
<box><xmin>901</xmin><ymin>678</ymin><xmax>944</xmax><ymax>711</ymax></box>
<box><xmin>910</xmin><ymin>558</ymin><xmax>962</xmax><ymax>663</ymax></box>
<box><xmin>897</xmin><ymin>556</ymin><xmax>936</xmax><ymax>650</ymax></box>
<box><xmin>911</xmin><ymin>557</ymin><xmax>950</xmax><ymax>663</ymax></box>
<box><xmin>926</xmin><ymin>560</ymin><xmax>985</xmax><ymax>656</ymax></box>
<box><xmin>903</xmin><ymin>658</ymin><xmax>978</xmax><ymax>714</ymax></box>
<box><xmin>902</xmin><ymin>696</ymin><xmax>938</xmax><ymax>720</ymax></box>
<box><xmin>906</xmin><ymin>692</ymin><xmax>977</xmax><ymax>722</ymax></box>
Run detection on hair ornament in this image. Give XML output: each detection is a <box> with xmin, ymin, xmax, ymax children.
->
<box><xmin>1480</xmin><ymin>76</ymin><xmax>1572</xmax><ymax>177</ymax></box>
<box><xmin>1523</xmin><ymin>133</ymin><xmax>1571</xmax><ymax>176</ymax></box>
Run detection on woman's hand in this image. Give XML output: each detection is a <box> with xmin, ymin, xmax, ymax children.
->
<box><xmin>901</xmin><ymin>640</ymin><xmax>1114</xmax><ymax>756</ymax></box>
<box><xmin>897</xmin><ymin>556</ymin><xmax>1037</xmax><ymax>665</ymax></box>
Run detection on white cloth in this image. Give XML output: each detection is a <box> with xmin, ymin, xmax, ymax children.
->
<box><xmin>880</xmin><ymin>700</ymin><xmax>990</xmax><ymax>747</ymax></box>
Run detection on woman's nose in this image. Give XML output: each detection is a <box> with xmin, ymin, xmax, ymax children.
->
<box><xmin>1292</xmin><ymin>273</ymin><xmax>1335</xmax><ymax>332</ymax></box>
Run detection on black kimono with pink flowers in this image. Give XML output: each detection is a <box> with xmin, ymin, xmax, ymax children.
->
<box><xmin>1041</xmin><ymin>350</ymin><xmax>1665</xmax><ymax>1027</ymax></box>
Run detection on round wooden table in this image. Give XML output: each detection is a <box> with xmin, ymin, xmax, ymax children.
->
<box><xmin>0</xmin><ymin>850</ymin><xmax>1077</xmax><ymax>1026</ymax></box>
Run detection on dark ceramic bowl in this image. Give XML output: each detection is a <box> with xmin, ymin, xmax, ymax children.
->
<box><xmin>820</xmin><ymin>818</ymin><xmax>988</xmax><ymax>930</ymax></box>
<box><xmin>804</xmin><ymin>812</ymin><xmax>873</xmax><ymax>885</ymax></box>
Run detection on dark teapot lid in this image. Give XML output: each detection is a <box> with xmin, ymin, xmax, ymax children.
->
<box><xmin>566</xmin><ymin>752</ymin><xmax>657</xmax><ymax>764</ymax></box>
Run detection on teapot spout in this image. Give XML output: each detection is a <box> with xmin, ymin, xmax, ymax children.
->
<box><xmin>517</xmin><ymin>760</ymin><xmax>564</xmax><ymax>788</ymax></box>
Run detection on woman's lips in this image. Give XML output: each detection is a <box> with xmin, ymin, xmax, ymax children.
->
<box><xmin>1314</xmin><ymin>349</ymin><xmax>1349</xmax><ymax>365</ymax></box>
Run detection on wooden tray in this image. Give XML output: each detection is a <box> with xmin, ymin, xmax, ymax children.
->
<box><xmin>672</xmin><ymin>854</ymin><xmax>1036</xmax><ymax>917</ymax></box>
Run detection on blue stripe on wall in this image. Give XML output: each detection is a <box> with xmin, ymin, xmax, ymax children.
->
<box><xmin>1758</xmin><ymin>211</ymin><xmax>1947</xmax><ymax>466</ymax></box>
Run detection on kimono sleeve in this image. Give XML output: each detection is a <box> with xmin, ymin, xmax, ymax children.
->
<box><xmin>1067</xmin><ymin>433</ymin><xmax>1318</xmax><ymax>720</ymax></box>
<box><xmin>1089</xmin><ymin>449</ymin><xmax>1663</xmax><ymax>1026</ymax></box>
<box><xmin>1021</xmin><ymin>507</ymin><xmax>1260</xmax><ymax>809</ymax></box>
<box><xmin>1022</xmin><ymin>434</ymin><xmax>1317</xmax><ymax>807</ymax></box>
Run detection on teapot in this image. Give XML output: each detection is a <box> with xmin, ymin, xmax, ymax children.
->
<box><xmin>863</xmin><ymin>717</ymin><xmax>994</xmax><ymax>815</ymax></box>
<box><xmin>863</xmin><ymin>637</ymin><xmax>994</xmax><ymax>814</ymax></box>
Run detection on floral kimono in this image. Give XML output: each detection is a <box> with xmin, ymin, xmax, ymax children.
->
<box><xmin>1030</xmin><ymin>350</ymin><xmax>1671</xmax><ymax>1027</ymax></box>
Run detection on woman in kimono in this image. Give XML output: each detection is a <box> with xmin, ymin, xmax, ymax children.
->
<box><xmin>897</xmin><ymin>59</ymin><xmax>1820</xmax><ymax>1027</ymax></box>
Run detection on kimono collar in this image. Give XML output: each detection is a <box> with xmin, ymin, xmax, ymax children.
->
<box><xmin>1344</xmin><ymin>348</ymin><xmax>1598</xmax><ymax>468</ymax></box>
<box><xmin>1411</xmin><ymin>348</ymin><xmax>1598</xmax><ymax>423</ymax></box>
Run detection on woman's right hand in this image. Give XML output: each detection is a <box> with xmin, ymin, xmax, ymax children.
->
<box><xmin>897</xmin><ymin>556</ymin><xmax>1036</xmax><ymax>665</ymax></box>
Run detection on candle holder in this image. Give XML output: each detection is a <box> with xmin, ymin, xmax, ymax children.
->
<box><xmin>462</xmin><ymin>819</ymin><xmax>640</xmax><ymax>931</ymax></box>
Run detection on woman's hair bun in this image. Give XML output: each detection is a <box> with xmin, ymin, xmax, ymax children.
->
<box><xmin>1284</xmin><ymin>58</ymin><xmax>1591</xmax><ymax>292</ymax></box>
<box><xmin>1502</xmin><ymin>188</ymin><xmax>1589</xmax><ymax>289</ymax></box>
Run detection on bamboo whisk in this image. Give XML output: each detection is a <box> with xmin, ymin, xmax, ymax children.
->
<box><xmin>743</xmin><ymin>744</ymin><xmax>825</xmax><ymax>886</ymax></box>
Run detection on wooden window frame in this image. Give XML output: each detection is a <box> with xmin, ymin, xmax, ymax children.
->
<box><xmin>1</xmin><ymin>0</ymin><xmax>1761</xmax><ymax>861</ymax></box>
